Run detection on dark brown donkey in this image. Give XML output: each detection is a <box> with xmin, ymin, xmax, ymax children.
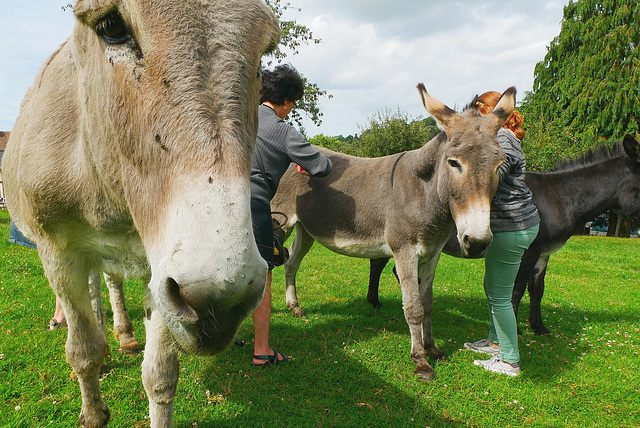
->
<box><xmin>271</xmin><ymin>84</ymin><xmax>515</xmax><ymax>380</ymax></box>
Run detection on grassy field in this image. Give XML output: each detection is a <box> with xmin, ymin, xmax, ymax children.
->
<box><xmin>0</xmin><ymin>208</ymin><xmax>639</xmax><ymax>427</ymax></box>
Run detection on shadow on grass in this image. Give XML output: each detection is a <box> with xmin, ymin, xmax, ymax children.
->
<box><xmin>195</xmin><ymin>298</ymin><xmax>467</xmax><ymax>427</ymax></box>
<box><xmin>2</xmin><ymin>227</ymin><xmax>637</xmax><ymax>427</ymax></box>
<box><xmin>179</xmin><ymin>285</ymin><xmax>639</xmax><ymax>427</ymax></box>
<box><xmin>3</xmin><ymin>279</ymin><xmax>637</xmax><ymax>427</ymax></box>
<box><xmin>350</xmin><ymin>290</ymin><xmax>640</xmax><ymax>383</ymax></box>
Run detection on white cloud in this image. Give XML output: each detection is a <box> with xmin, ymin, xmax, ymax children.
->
<box><xmin>283</xmin><ymin>0</ymin><xmax>567</xmax><ymax>136</ymax></box>
<box><xmin>0</xmin><ymin>0</ymin><xmax>568</xmax><ymax>137</ymax></box>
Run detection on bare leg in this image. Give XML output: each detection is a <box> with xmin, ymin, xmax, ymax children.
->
<box><xmin>252</xmin><ymin>271</ymin><xmax>286</xmax><ymax>364</ymax></box>
<box><xmin>50</xmin><ymin>296</ymin><xmax>67</xmax><ymax>330</ymax></box>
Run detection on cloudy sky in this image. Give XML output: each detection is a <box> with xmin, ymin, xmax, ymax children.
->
<box><xmin>0</xmin><ymin>0</ymin><xmax>569</xmax><ymax>137</ymax></box>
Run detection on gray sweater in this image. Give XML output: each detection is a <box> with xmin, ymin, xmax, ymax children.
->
<box><xmin>250</xmin><ymin>105</ymin><xmax>332</xmax><ymax>205</ymax></box>
<box><xmin>490</xmin><ymin>129</ymin><xmax>540</xmax><ymax>232</ymax></box>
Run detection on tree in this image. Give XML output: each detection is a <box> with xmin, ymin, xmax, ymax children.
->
<box><xmin>309</xmin><ymin>134</ymin><xmax>360</xmax><ymax>156</ymax></box>
<box><xmin>311</xmin><ymin>110</ymin><xmax>439</xmax><ymax>158</ymax></box>
<box><xmin>520</xmin><ymin>0</ymin><xmax>640</xmax><ymax>172</ymax></box>
<box><xmin>521</xmin><ymin>0</ymin><xmax>640</xmax><ymax>237</ymax></box>
<box><xmin>310</xmin><ymin>109</ymin><xmax>438</xmax><ymax>157</ymax></box>
<box><xmin>355</xmin><ymin>109</ymin><xmax>440</xmax><ymax>158</ymax></box>
<box><xmin>264</xmin><ymin>0</ymin><xmax>331</xmax><ymax>132</ymax></box>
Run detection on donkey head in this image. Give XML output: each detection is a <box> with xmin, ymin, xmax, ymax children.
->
<box><xmin>417</xmin><ymin>84</ymin><xmax>514</xmax><ymax>257</ymax></box>
<box><xmin>71</xmin><ymin>0</ymin><xmax>280</xmax><ymax>354</ymax></box>
<box><xmin>616</xmin><ymin>134</ymin><xmax>640</xmax><ymax>224</ymax></box>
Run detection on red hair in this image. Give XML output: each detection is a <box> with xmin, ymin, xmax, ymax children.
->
<box><xmin>476</xmin><ymin>91</ymin><xmax>525</xmax><ymax>140</ymax></box>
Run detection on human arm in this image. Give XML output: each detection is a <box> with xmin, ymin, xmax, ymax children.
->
<box><xmin>285</xmin><ymin>127</ymin><xmax>332</xmax><ymax>177</ymax></box>
<box><xmin>497</xmin><ymin>129</ymin><xmax>524</xmax><ymax>181</ymax></box>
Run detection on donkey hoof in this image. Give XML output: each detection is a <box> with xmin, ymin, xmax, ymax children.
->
<box><xmin>533</xmin><ymin>326</ymin><xmax>551</xmax><ymax>336</ymax></box>
<box><xmin>413</xmin><ymin>359</ymin><xmax>435</xmax><ymax>381</ymax></box>
<box><xmin>79</xmin><ymin>404</ymin><xmax>110</xmax><ymax>428</ymax></box>
<box><xmin>290</xmin><ymin>307</ymin><xmax>305</xmax><ymax>318</ymax></box>
<box><xmin>119</xmin><ymin>336</ymin><xmax>140</xmax><ymax>352</ymax></box>
<box><xmin>528</xmin><ymin>319</ymin><xmax>551</xmax><ymax>335</ymax></box>
<box><xmin>426</xmin><ymin>347</ymin><xmax>446</xmax><ymax>361</ymax></box>
<box><xmin>414</xmin><ymin>369</ymin><xmax>435</xmax><ymax>382</ymax></box>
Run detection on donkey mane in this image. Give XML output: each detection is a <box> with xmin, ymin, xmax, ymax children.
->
<box><xmin>462</xmin><ymin>97</ymin><xmax>482</xmax><ymax>116</ymax></box>
<box><xmin>551</xmin><ymin>141</ymin><xmax>626</xmax><ymax>172</ymax></box>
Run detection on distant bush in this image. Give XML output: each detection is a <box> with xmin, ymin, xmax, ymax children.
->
<box><xmin>311</xmin><ymin>108</ymin><xmax>440</xmax><ymax>158</ymax></box>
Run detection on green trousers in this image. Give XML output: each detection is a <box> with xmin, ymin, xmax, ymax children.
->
<box><xmin>483</xmin><ymin>224</ymin><xmax>539</xmax><ymax>364</ymax></box>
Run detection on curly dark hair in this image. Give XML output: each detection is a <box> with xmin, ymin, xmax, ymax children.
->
<box><xmin>260</xmin><ymin>64</ymin><xmax>305</xmax><ymax>105</ymax></box>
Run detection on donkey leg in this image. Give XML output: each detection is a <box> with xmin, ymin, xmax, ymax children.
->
<box><xmin>394</xmin><ymin>252</ymin><xmax>434</xmax><ymax>381</ymax></box>
<box><xmin>418</xmin><ymin>255</ymin><xmax>446</xmax><ymax>361</ymax></box>
<box><xmin>527</xmin><ymin>256</ymin><xmax>551</xmax><ymax>335</ymax></box>
<box><xmin>104</xmin><ymin>273</ymin><xmax>139</xmax><ymax>352</ymax></box>
<box><xmin>368</xmin><ymin>258</ymin><xmax>390</xmax><ymax>308</ymax></box>
<box><xmin>88</xmin><ymin>270</ymin><xmax>106</xmax><ymax>335</ymax></box>
<box><xmin>284</xmin><ymin>224</ymin><xmax>315</xmax><ymax>317</ymax></box>
<box><xmin>43</xmin><ymin>256</ymin><xmax>110</xmax><ymax>427</ymax></box>
<box><xmin>512</xmin><ymin>253</ymin><xmax>537</xmax><ymax>336</ymax></box>
<box><xmin>142</xmin><ymin>306</ymin><xmax>179</xmax><ymax>428</ymax></box>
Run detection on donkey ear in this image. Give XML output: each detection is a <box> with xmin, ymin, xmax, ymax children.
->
<box><xmin>488</xmin><ymin>86</ymin><xmax>516</xmax><ymax>131</ymax></box>
<box><xmin>623</xmin><ymin>134</ymin><xmax>640</xmax><ymax>163</ymax></box>
<box><xmin>417</xmin><ymin>83</ymin><xmax>458</xmax><ymax>130</ymax></box>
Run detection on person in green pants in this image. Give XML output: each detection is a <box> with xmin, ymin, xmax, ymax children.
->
<box><xmin>463</xmin><ymin>90</ymin><xmax>540</xmax><ymax>377</ymax></box>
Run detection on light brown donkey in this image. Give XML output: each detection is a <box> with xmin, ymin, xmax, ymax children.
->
<box><xmin>271</xmin><ymin>84</ymin><xmax>515</xmax><ymax>381</ymax></box>
<box><xmin>3</xmin><ymin>1</ymin><xmax>279</xmax><ymax>426</ymax></box>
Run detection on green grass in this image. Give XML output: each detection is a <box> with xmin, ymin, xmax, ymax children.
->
<box><xmin>0</xmin><ymin>208</ymin><xmax>639</xmax><ymax>427</ymax></box>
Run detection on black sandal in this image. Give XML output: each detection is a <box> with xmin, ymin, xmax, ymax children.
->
<box><xmin>48</xmin><ymin>318</ymin><xmax>67</xmax><ymax>331</ymax></box>
<box><xmin>252</xmin><ymin>349</ymin><xmax>288</xmax><ymax>367</ymax></box>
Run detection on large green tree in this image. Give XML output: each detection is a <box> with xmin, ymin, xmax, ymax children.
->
<box><xmin>264</xmin><ymin>0</ymin><xmax>330</xmax><ymax>133</ymax></box>
<box><xmin>520</xmin><ymin>0</ymin><xmax>640</xmax><ymax>171</ymax></box>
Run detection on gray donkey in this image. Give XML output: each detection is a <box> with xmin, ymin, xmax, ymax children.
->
<box><xmin>271</xmin><ymin>84</ymin><xmax>515</xmax><ymax>380</ymax></box>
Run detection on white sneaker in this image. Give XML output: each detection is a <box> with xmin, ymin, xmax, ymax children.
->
<box><xmin>473</xmin><ymin>355</ymin><xmax>520</xmax><ymax>377</ymax></box>
<box><xmin>463</xmin><ymin>339</ymin><xmax>500</xmax><ymax>356</ymax></box>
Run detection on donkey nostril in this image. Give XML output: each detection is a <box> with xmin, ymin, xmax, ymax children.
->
<box><xmin>461</xmin><ymin>233</ymin><xmax>493</xmax><ymax>258</ymax></box>
<box><xmin>166</xmin><ymin>277</ymin><xmax>198</xmax><ymax>322</ymax></box>
<box><xmin>166</xmin><ymin>277</ymin><xmax>181</xmax><ymax>308</ymax></box>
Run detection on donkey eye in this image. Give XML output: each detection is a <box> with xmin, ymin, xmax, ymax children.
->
<box><xmin>448</xmin><ymin>159</ymin><xmax>461</xmax><ymax>169</ymax></box>
<box><xmin>96</xmin><ymin>11</ymin><xmax>130</xmax><ymax>45</ymax></box>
